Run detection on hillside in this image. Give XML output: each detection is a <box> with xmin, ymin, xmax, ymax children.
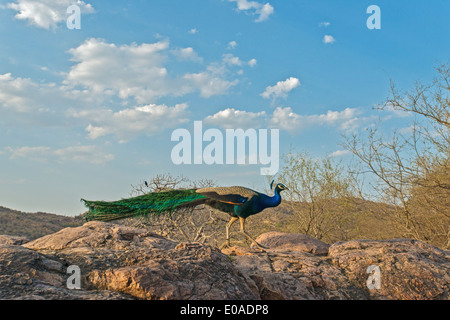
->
<box><xmin>0</xmin><ymin>206</ymin><xmax>83</xmax><ymax>240</ymax></box>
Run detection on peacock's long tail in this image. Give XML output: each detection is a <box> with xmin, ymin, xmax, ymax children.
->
<box><xmin>81</xmin><ymin>189</ymin><xmax>207</xmax><ymax>222</ymax></box>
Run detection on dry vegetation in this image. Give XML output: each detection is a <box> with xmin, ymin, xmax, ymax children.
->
<box><xmin>0</xmin><ymin>206</ymin><xmax>82</xmax><ymax>240</ymax></box>
<box><xmin>344</xmin><ymin>63</ymin><xmax>449</xmax><ymax>248</ymax></box>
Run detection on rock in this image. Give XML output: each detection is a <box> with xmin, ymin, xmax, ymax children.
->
<box><xmin>222</xmin><ymin>246</ymin><xmax>366</xmax><ymax>300</ymax></box>
<box><xmin>0</xmin><ymin>235</ymin><xmax>29</xmax><ymax>245</ymax></box>
<box><xmin>328</xmin><ymin>238</ymin><xmax>450</xmax><ymax>300</ymax></box>
<box><xmin>0</xmin><ymin>244</ymin><xmax>129</xmax><ymax>300</ymax></box>
<box><xmin>22</xmin><ymin>221</ymin><xmax>256</xmax><ymax>300</ymax></box>
<box><xmin>0</xmin><ymin>222</ymin><xmax>448</xmax><ymax>300</ymax></box>
<box><xmin>254</xmin><ymin>231</ymin><xmax>330</xmax><ymax>255</ymax></box>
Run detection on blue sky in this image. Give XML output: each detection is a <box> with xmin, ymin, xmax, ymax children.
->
<box><xmin>0</xmin><ymin>0</ymin><xmax>448</xmax><ymax>215</ymax></box>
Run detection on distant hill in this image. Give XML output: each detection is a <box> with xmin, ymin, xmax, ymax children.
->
<box><xmin>0</xmin><ymin>206</ymin><xmax>83</xmax><ymax>240</ymax></box>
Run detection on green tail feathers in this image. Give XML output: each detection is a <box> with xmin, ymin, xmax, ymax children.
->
<box><xmin>82</xmin><ymin>189</ymin><xmax>206</xmax><ymax>222</ymax></box>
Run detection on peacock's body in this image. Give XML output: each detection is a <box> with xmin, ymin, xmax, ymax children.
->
<box><xmin>82</xmin><ymin>182</ymin><xmax>288</xmax><ymax>248</ymax></box>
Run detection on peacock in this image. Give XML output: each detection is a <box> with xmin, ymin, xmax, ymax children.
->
<box><xmin>81</xmin><ymin>181</ymin><xmax>288</xmax><ymax>249</ymax></box>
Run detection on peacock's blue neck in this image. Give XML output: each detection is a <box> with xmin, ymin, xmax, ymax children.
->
<box><xmin>263</xmin><ymin>189</ymin><xmax>282</xmax><ymax>208</ymax></box>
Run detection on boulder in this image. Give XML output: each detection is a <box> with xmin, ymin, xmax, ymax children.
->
<box><xmin>328</xmin><ymin>238</ymin><xmax>450</xmax><ymax>300</ymax></box>
<box><xmin>254</xmin><ymin>231</ymin><xmax>330</xmax><ymax>255</ymax></box>
<box><xmin>0</xmin><ymin>222</ymin><xmax>448</xmax><ymax>300</ymax></box>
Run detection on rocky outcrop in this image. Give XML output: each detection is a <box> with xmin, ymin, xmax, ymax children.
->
<box><xmin>255</xmin><ymin>231</ymin><xmax>330</xmax><ymax>255</ymax></box>
<box><xmin>328</xmin><ymin>239</ymin><xmax>450</xmax><ymax>300</ymax></box>
<box><xmin>0</xmin><ymin>222</ymin><xmax>448</xmax><ymax>300</ymax></box>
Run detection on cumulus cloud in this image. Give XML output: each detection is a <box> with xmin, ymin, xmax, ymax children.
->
<box><xmin>184</xmin><ymin>73</ymin><xmax>238</xmax><ymax>98</ymax></box>
<box><xmin>65</xmin><ymin>38</ymin><xmax>239</xmax><ymax>103</ymax></box>
<box><xmin>248</xmin><ymin>58</ymin><xmax>257</xmax><ymax>67</ymax></box>
<box><xmin>227</xmin><ymin>41</ymin><xmax>238</xmax><ymax>49</ymax></box>
<box><xmin>0</xmin><ymin>38</ymin><xmax>250</xmax><ymax>144</ymax></box>
<box><xmin>0</xmin><ymin>72</ymin><xmax>92</xmax><ymax>115</ymax></box>
<box><xmin>73</xmin><ymin>103</ymin><xmax>190</xmax><ymax>142</ymax></box>
<box><xmin>171</xmin><ymin>47</ymin><xmax>202</xmax><ymax>62</ymax></box>
<box><xmin>323</xmin><ymin>35</ymin><xmax>336</xmax><ymax>44</ymax></box>
<box><xmin>222</xmin><ymin>53</ymin><xmax>244</xmax><ymax>67</ymax></box>
<box><xmin>6</xmin><ymin>145</ymin><xmax>114</xmax><ymax>164</ymax></box>
<box><xmin>313</xmin><ymin>108</ymin><xmax>360</xmax><ymax>130</ymax></box>
<box><xmin>6</xmin><ymin>0</ymin><xmax>94</xmax><ymax>29</ymax></box>
<box><xmin>270</xmin><ymin>106</ymin><xmax>362</xmax><ymax>133</ymax></box>
<box><xmin>222</xmin><ymin>54</ymin><xmax>257</xmax><ymax>70</ymax></box>
<box><xmin>261</xmin><ymin>77</ymin><xmax>300</xmax><ymax>100</ymax></box>
<box><xmin>329</xmin><ymin>149</ymin><xmax>351</xmax><ymax>157</ymax></box>
<box><xmin>1</xmin><ymin>39</ymin><xmax>244</xmax><ymax>113</ymax></box>
<box><xmin>203</xmin><ymin>106</ymin><xmax>365</xmax><ymax>134</ymax></box>
<box><xmin>0</xmin><ymin>73</ymin><xmax>46</xmax><ymax>112</ymax></box>
<box><xmin>204</xmin><ymin>108</ymin><xmax>266</xmax><ymax>129</ymax></box>
<box><xmin>228</xmin><ymin>0</ymin><xmax>274</xmax><ymax>22</ymax></box>
<box><xmin>66</xmin><ymin>38</ymin><xmax>172</xmax><ymax>103</ymax></box>
<box><xmin>269</xmin><ymin>106</ymin><xmax>304</xmax><ymax>132</ymax></box>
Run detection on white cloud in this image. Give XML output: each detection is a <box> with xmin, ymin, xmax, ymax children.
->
<box><xmin>261</xmin><ymin>77</ymin><xmax>300</xmax><ymax>99</ymax></box>
<box><xmin>65</xmin><ymin>38</ymin><xmax>239</xmax><ymax>103</ymax></box>
<box><xmin>222</xmin><ymin>53</ymin><xmax>243</xmax><ymax>66</ymax></box>
<box><xmin>256</xmin><ymin>3</ymin><xmax>274</xmax><ymax>22</ymax></box>
<box><xmin>66</xmin><ymin>38</ymin><xmax>172</xmax><ymax>103</ymax></box>
<box><xmin>203</xmin><ymin>106</ymin><xmax>364</xmax><ymax>134</ymax></box>
<box><xmin>0</xmin><ymin>73</ymin><xmax>45</xmax><ymax>112</ymax></box>
<box><xmin>183</xmin><ymin>72</ymin><xmax>238</xmax><ymax>98</ymax></box>
<box><xmin>171</xmin><ymin>47</ymin><xmax>202</xmax><ymax>62</ymax></box>
<box><xmin>73</xmin><ymin>103</ymin><xmax>190</xmax><ymax>142</ymax></box>
<box><xmin>319</xmin><ymin>21</ymin><xmax>330</xmax><ymax>27</ymax></box>
<box><xmin>270</xmin><ymin>106</ymin><xmax>362</xmax><ymax>133</ymax></box>
<box><xmin>222</xmin><ymin>54</ymin><xmax>257</xmax><ymax>70</ymax></box>
<box><xmin>204</xmin><ymin>108</ymin><xmax>266</xmax><ymax>129</ymax></box>
<box><xmin>0</xmin><ymin>72</ymin><xmax>91</xmax><ymax>115</ymax></box>
<box><xmin>228</xmin><ymin>0</ymin><xmax>274</xmax><ymax>22</ymax></box>
<box><xmin>227</xmin><ymin>41</ymin><xmax>238</xmax><ymax>49</ymax></box>
<box><xmin>248</xmin><ymin>58</ymin><xmax>257</xmax><ymax>67</ymax></box>
<box><xmin>323</xmin><ymin>35</ymin><xmax>336</xmax><ymax>44</ymax></box>
<box><xmin>7</xmin><ymin>146</ymin><xmax>51</xmax><ymax>161</ymax></box>
<box><xmin>329</xmin><ymin>150</ymin><xmax>351</xmax><ymax>157</ymax></box>
<box><xmin>1</xmin><ymin>39</ymin><xmax>244</xmax><ymax>118</ymax></box>
<box><xmin>188</xmin><ymin>28</ymin><xmax>198</xmax><ymax>34</ymax></box>
<box><xmin>269</xmin><ymin>106</ymin><xmax>304</xmax><ymax>132</ymax></box>
<box><xmin>0</xmin><ymin>38</ymin><xmax>248</xmax><ymax>144</ymax></box>
<box><xmin>6</xmin><ymin>0</ymin><xmax>94</xmax><ymax>29</ymax></box>
<box><xmin>7</xmin><ymin>145</ymin><xmax>114</xmax><ymax>164</ymax></box>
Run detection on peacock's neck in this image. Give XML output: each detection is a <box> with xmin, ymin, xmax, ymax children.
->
<box><xmin>265</xmin><ymin>191</ymin><xmax>281</xmax><ymax>208</ymax></box>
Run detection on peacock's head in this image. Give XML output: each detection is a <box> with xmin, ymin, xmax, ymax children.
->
<box><xmin>270</xmin><ymin>180</ymin><xmax>289</xmax><ymax>194</ymax></box>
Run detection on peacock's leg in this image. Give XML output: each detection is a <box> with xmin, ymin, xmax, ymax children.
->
<box><xmin>220</xmin><ymin>216</ymin><xmax>238</xmax><ymax>249</ymax></box>
<box><xmin>239</xmin><ymin>217</ymin><xmax>266</xmax><ymax>249</ymax></box>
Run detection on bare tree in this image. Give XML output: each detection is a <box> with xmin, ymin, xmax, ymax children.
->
<box><xmin>344</xmin><ymin>63</ymin><xmax>450</xmax><ymax>248</ymax></box>
<box><xmin>123</xmin><ymin>173</ymin><xmax>227</xmax><ymax>246</ymax></box>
